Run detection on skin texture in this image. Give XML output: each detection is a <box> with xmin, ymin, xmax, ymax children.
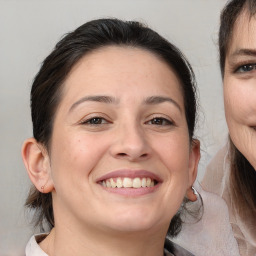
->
<box><xmin>22</xmin><ymin>46</ymin><xmax>200</xmax><ymax>256</ymax></box>
<box><xmin>224</xmin><ymin>10</ymin><xmax>256</xmax><ymax>170</ymax></box>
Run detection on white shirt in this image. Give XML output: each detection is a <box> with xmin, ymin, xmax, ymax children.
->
<box><xmin>25</xmin><ymin>234</ymin><xmax>185</xmax><ymax>256</ymax></box>
<box><xmin>26</xmin><ymin>234</ymin><xmax>48</xmax><ymax>256</ymax></box>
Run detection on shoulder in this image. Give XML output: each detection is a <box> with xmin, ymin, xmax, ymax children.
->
<box><xmin>25</xmin><ymin>234</ymin><xmax>48</xmax><ymax>256</ymax></box>
<box><xmin>172</xmin><ymin>186</ymin><xmax>240</xmax><ymax>256</ymax></box>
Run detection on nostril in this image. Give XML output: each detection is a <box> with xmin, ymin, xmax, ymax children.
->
<box><xmin>117</xmin><ymin>153</ymin><xmax>127</xmax><ymax>157</ymax></box>
<box><xmin>117</xmin><ymin>153</ymin><xmax>148</xmax><ymax>158</ymax></box>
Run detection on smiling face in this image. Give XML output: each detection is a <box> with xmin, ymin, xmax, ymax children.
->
<box><xmin>224</xmin><ymin>10</ymin><xmax>256</xmax><ymax>169</ymax></box>
<box><xmin>40</xmin><ymin>46</ymin><xmax>199</xmax><ymax>236</ymax></box>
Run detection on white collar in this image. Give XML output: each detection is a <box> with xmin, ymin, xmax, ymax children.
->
<box><xmin>25</xmin><ymin>234</ymin><xmax>48</xmax><ymax>256</ymax></box>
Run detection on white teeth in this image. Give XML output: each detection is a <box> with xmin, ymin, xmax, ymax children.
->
<box><xmin>142</xmin><ymin>178</ymin><xmax>146</xmax><ymax>187</ymax></box>
<box><xmin>102</xmin><ymin>177</ymin><xmax>156</xmax><ymax>188</ymax></box>
<box><xmin>133</xmin><ymin>177</ymin><xmax>141</xmax><ymax>188</ymax></box>
<box><xmin>110</xmin><ymin>178</ymin><xmax>116</xmax><ymax>188</ymax></box>
<box><xmin>116</xmin><ymin>177</ymin><xmax>122</xmax><ymax>188</ymax></box>
<box><xmin>146</xmin><ymin>178</ymin><xmax>151</xmax><ymax>187</ymax></box>
<box><xmin>106</xmin><ymin>180</ymin><xmax>111</xmax><ymax>188</ymax></box>
<box><xmin>123</xmin><ymin>178</ymin><xmax>133</xmax><ymax>188</ymax></box>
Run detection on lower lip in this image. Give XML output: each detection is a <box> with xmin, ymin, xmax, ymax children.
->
<box><xmin>99</xmin><ymin>183</ymin><xmax>160</xmax><ymax>197</ymax></box>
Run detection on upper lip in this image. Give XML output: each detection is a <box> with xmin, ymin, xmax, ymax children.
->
<box><xmin>96</xmin><ymin>169</ymin><xmax>162</xmax><ymax>183</ymax></box>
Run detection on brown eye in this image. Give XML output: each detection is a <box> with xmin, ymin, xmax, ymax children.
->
<box><xmin>82</xmin><ymin>117</ymin><xmax>108</xmax><ymax>125</ymax></box>
<box><xmin>148</xmin><ymin>117</ymin><xmax>173</xmax><ymax>126</ymax></box>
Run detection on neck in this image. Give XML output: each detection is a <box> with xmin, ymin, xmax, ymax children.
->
<box><xmin>40</xmin><ymin>224</ymin><xmax>168</xmax><ymax>256</ymax></box>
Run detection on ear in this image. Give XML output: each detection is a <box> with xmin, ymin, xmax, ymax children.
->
<box><xmin>186</xmin><ymin>139</ymin><xmax>200</xmax><ymax>202</ymax></box>
<box><xmin>22</xmin><ymin>138</ymin><xmax>54</xmax><ymax>193</ymax></box>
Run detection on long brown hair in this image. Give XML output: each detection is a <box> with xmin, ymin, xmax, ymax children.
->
<box><xmin>229</xmin><ymin>139</ymin><xmax>256</xmax><ymax>215</ymax></box>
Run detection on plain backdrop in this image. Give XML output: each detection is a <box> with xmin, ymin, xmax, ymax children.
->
<box><xmin>0</xmin><ymin>0</ymin><xmax>228</xmax><ymax>254</ymax></box>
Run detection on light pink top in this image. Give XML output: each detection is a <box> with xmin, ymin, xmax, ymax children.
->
<box><xmin>175</xmin><ymin>144</ymin><xmax>256</xmax><ymax>256</ymax></box>
<box><xmin>202</xmin><ymin>145</ymin><xmax>256</xmax><ymax>256</ymax></box>
<box><xmin>173</xmin><ymin>183</ymin><xmax>240</xmax><ymax>256</ymax></box>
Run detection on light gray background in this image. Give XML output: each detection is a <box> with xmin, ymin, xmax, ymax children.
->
<box><xmin>0</xmin><ymin>0</ymin><xmax>228</xmax><ymax>254</ymax></box>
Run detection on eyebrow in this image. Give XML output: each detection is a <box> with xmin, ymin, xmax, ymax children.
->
<box><xmin>69</xmin><ymin>95</ymin><xmax>118</xmax><ymax>112</ymax></box>
<box><xmin>144</xmin><ymin>96</ymin><xmax>182</xmax><ymax>112</ymax></box>
<box><xmin>69</xmin><ymin>95</ymin><xmax>182</xmax><ymax>113</ymax></box>
<box><xmin>230</xmin><ymin>48</ymin><xmax>256</xmax><ymax>59</ymax></box>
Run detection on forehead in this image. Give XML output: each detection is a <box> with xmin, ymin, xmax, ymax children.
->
<box><xmin>62</xmin><ymin>46</ymin><xmax>183</xmax><ymax>101</ymax></box>
<box><xmin>228</xmin><ymin>10</ymin><xmax>256</xmax><ymax>54</ymax></box>
<box><xmin>68</xmin><ymin>46</ymin><xmax>176</xmax><ymax>79</ymax></box>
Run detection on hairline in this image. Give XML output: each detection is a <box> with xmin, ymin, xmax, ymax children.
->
<box><xmin>222</xmin><ymin>1</ymin><xmax>256</xmax><ymax>77</ymax></box>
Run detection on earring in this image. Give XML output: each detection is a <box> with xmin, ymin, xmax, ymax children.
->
<box><xmin>189</xmin><ymin>186</ymin><xmax>198</xmax><ymax>202</ymax></box>
<box><xmin>41</xmin><ymin>185</ymin><xmax>44</xmax><ymax>193</ymax></box>
<box><xmin>192</xmin><ymin>186</ymin><xmax>198</xmax><ymax>196</ymax></box>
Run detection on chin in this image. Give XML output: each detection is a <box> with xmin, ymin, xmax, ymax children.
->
<box><xmin>107</xmin><ymin>220</ymin><xmax>161</xmax><ymax>234</ymax></box>
<box><xmin>102</xmin><ymin>209</ymin><xmax>169</xmax><ymax>234</ymax></box>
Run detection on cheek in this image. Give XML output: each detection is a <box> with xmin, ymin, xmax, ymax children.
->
<box><xmin>154</xmin><ymin>132</ymin><xmax>191</xmax><ymax>175</ymax></box>
<box><xmin>224</xmin><ymin>84</ymin><xmax>245</xmax><ymax>126</ymax></box>
<box><xmin>224</xmin><ymin>79</ymin><xmax>256</xmax><ymax>126</ymax></box>
<box><xmin>49</xmin><ymin>131</ymin><xmax>109</xmax><ymax>186</ymax></box>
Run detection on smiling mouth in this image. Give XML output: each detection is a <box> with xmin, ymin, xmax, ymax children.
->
<box><xmin>101</xmin><ymin>177</ymin><xmax>157</xmax><ymax>189</ymax></box>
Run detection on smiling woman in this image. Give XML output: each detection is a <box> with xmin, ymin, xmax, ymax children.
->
<box><xmin>22</xmin><ymin>18</ymin><xmax>200</xmax><ymax>256</ymax></box>
<box><xmin>208</xmin><ymin>1</ymin><xmax>256</xmax><ymax>254</ymax></box>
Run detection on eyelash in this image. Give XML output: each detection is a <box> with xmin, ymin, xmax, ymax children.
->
<box><xmin>80</xmin><ymin>116</ymin><xmax>174</xmax><ymax>127</ymax></box>
<box><xmin>80</xmin><ymin>116</ymin><xmax>109</xmax><ymax>125</ymax></box>
<box><xmin>235</xmin><ymin>63</ymin><xmax>256</xmax><ymax>73</ymax></box>
<box><xmin>146</xmin><ymin>116</ymin><xmax>174</xmax><ymax>126</ymax></box>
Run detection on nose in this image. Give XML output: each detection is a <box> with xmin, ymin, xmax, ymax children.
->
<box><xmin>109</xmin><ymin>123</ymin><xmax>151</xmax><ymax>162</ymax></box>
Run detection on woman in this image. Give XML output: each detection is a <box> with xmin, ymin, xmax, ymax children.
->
<box><xmin>175</xmin><ymin>1</ymin><xmax>256</xmax><ymax>255</ymax></box>
<box><xmin>22</xmin><ymin>18</ymin><xmax>200</xmax><ymax>255</ymax></box>
<box><xmin>203</xmin><ymin>0</ymin><xmax>256</xmax><ymax>255</ymax></box>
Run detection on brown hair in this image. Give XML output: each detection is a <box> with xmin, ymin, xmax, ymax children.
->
<box><xmin>229</xmin><ymin>140</ymin><xmax>256</xmax><ymax>215</ymax></box>
<box><xmin>219</xmin><ymin>0</ymin><xmax>256</xmax><ymax>215</ymax></box>
<box><xmin>219</xmin><ymin>0</ymin><xmax>256</xmax><ymax>76</ymax></box>
<box><xmin>26</xmin><ymin>18</ymin><xmax>199</xmax><ymax>237</ymax></box>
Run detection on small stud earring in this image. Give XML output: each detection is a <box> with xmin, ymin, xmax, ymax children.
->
<box><xmin>41</xmin><ymin>186</ymin><xmax>44</xmax><ymax>193</ymax></box>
